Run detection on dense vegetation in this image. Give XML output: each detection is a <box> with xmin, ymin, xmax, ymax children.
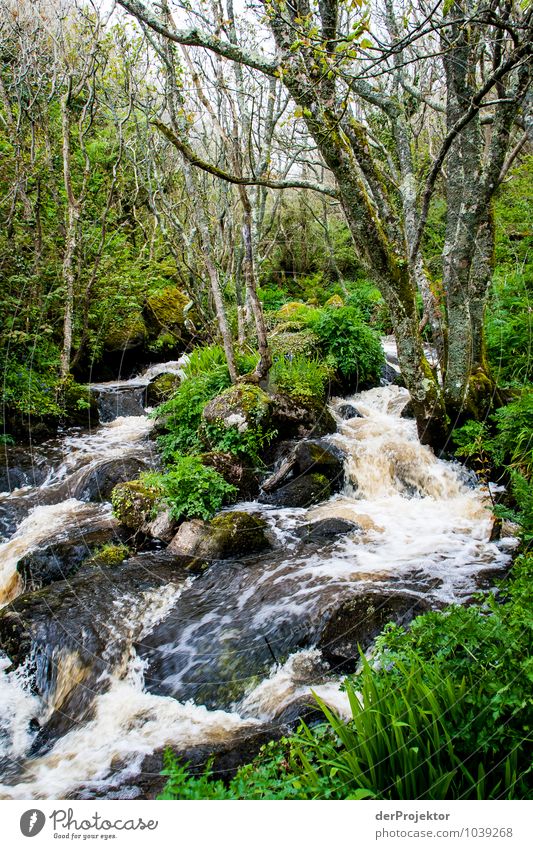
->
<box><xmin>0</xmin><ymin>0</ymin><xmax>531</xmax><ymax>803</ymax></box>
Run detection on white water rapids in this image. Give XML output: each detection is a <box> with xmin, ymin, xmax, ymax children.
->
<box><xmin>0</xmin><ymin>356</ymin><xmax>517</xmax><ymax>799</ymax></box>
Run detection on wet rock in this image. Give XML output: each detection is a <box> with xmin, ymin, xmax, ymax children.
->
<box><xmin>269</xmin><ymin>393</ymin><xmax>336</xmax><ymax>440</ymax></box>
<box><xmin>296</xmin><ymin>518</ymin><xmax>359</xmax><ymax>544</ymax></box>
<box><xmin>146</xmin><ymin>372</ymin><xmax>181</xmax><ymax>406</ymax></box>
<box><xmin>92</xmin><ymin>385</ymin><xmax>146</xmax><ymax>423</ymax></box>
<box><xmin>201</xmin><ymin>451</ymin><xmax>259</xmax><ymax>500</ymax></box>
<box><xmin>0</xmin><ymin>552</ymin><xmax>201</xmax><ymax>754</ymax></box>
<box><xmin>169</xmin><ymin>511</ymin><xmax>270</xmax><ymax>561</ymax></box>
<box><xmin>75</xmin><ymin>457</ymin><xmax>152</xmax><ymax>503</ymax></box>
<box><xmin>0</xmin><ymin>445</ymin><xmax>50</xmax><ymax>492</ymax></box>
<box><xmin>337</xmin><ymin>403</ymin><xmax>361</xmax><ymax>420</ymax></box>
<box><xmin>317</xmin><ymin>592</ymin><xmax>430</xmax><ymax>671</ymax></box>
<box><xmin>293</xmin><ymin>439</ymin><xmax>345</xmax><ymax>489</ymax></box>
<box><xmin>259</xmin><ymin>473</ymin><xmax>331</xmax><ymax>508</ymax></box>
<box><xmin>16</xmin><ymin>524</ymin><xmax>124</xmax><ymax>592</ymax></box>
<box><xmin>142</xmin><ymin>509</ymin><xmax>177</xmax><ymax>543</ymax></box>
<box><xmin>111</xmin><ymin>479</ymin><xmax>159</xmax><ymax>530</ymax></box>
<box><xmin>202</xmin><ymin>384</ymin><xmax>272</xmax><ymax>431</ymax></box>
<box><xmin>381</xmin><ymin>363</ymin><xmax>399</xmax><ymax>385</ymax></box>
<box><xmin>400</xmin><ymin>399</ymin><xmax>415</xmax><ymax>419</ymax></box>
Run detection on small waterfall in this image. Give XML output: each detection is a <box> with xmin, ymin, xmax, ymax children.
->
<box><xmin>0</xmin><ymin>360</ymin><xmax>517</xmax><ymax>799</ymax></box>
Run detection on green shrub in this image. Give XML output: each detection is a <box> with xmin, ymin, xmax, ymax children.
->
<box><xmin>269</xmin><ymin>355</ymin><xmax>332</xmax><ymax>403</ymax></box>
<box><xmin>345</xmin><ymin>281</ymin><xmax>391</xmax><ymax>332</ymax></box>
<box><xmin>311</xmin><ymin>307</ymin><xmax>384</xmax><ymax>384</ymax></box>
<box><xmin>142</xmin><ymin>456</ymin><xmax>237</xmax><ymax>522</ymax></box>
<box><xmin>154</xmin><ymin>345</ymin><xmax>261</xmax><ymax>461</ymax></box>
<box><xmin>486</xmin><ymin>268</ymin><xmax>533</xmax><ymax>386</ymax></box>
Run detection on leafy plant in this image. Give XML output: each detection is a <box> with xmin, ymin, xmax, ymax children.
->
<box><xmin>142</xmin><ymin>456</ymin><xmax>236</xmax><ymax>522</ymax></box>
<box><xmin>310</xmin><ymin>307</ymin><xmax>384</xmax><ymax>385</ymax></box>
<box><xmin>269</xmin><ymin>355</ymin><xmax>332</xmax><ymax>403</ymax></box>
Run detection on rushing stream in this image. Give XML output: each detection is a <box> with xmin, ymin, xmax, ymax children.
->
<box><xmin>0</xmin><ymin>349</ymin><xmax>517</xmax><ymax>799</ymax></box>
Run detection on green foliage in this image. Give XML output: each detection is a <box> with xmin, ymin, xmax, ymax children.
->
<box><xmin>345</xmin><ymin>280</ymin><xmax>392</xmax><ymax>333</ymax></box>
<box><xmin>311</xmin><ymin>307</ymin><xmax>384</xmax><ymax>384</ymax></box>
<box><xmin>486</xmin><ymin>267</ymin><xmax>533</xmax><ymax>386</ymax></box>
<box><xmin>201</xmin><ymin>422</ymin><xmax>277</xmax><ymax>467</ymax></box>
<box><xmin>269</xmin><ymin>355</ymin><xmax>332</xmax><ymax>403</ymax></box>
<box><xmin>142</xmin><ymin>456</ymin><xmax>236</xmax><ymax>522</ymax></box>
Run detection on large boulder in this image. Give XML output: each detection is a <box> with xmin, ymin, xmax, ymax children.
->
<box><xmin>259</xmin><ymin>473</ymin><xmax>331</xmax><ymax>508</ymax></box>
<box><xmin>145</xmin><ymin>286</ymin><xmax>193</xmax><ymax>348</ymax></box>
<box><xmin>74</xmin><ymin>457</ymin><xmax>152</xmax><ymax>503</ymax></box>
<box><xmin>317</xmin><ymin>592</ymin><xmax>430</xmax><ymax>670</ymax></box>
<box><xmin>169</xmin><ymin>511</ymin><xmax>270</xmax><ymax>561</ymax></box>
<box><xmin>0</xmin><ymin>552</ymin><xmax>203</xmax><ymax>756</ymax></box>
<box><xmin>104</xmin><ymin>312</ymin><xmax>147</xmax><ymax>352</ymax></box>
<box><xmin>16</xmin><ymin>524</ymin><xmax>125</xmax><ymax>593</ymax></box>
<box><xmin>111</xmin><ymin>479</ymin><xmax>159</xmax><ymax>531</ymax></box>
<box><xmin>202</xmin><ymin>384</ymin><xmax>271</xmax><ymax>432</ymax></box>
<box><xmin>269</xmin><ymin>393</ymin><xmax>336</xmax><ymax>440</ymax></box>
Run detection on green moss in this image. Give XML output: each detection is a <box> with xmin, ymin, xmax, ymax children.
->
<box><xmin>210</xmin><ymin>511</ymin><xmax>268</xmax><ymax>553</ymax></box>
<box><xmin>146</xmin><ymin>372</ymin><xmax>181</xmax><ymax>405</ymax></box>
<box><xmin>146</xmin><ymin>287</ymin><xmax>189</xmax><ymax>330</ymax></box>
<box><xmin>202</xmin><ymin>384</ymin><xmax>272</xmax><ymax>428</ymax></box>
<box><xmin>104</xmin><ymin>312</ymin><xmax>147</xmax><ymax>351</ymax></box>
<box><xmin>87</xmin><ymin>543</ymin><xmax>129</xmax><ymax>567</ymax></box>
<box><xmin>324</xmin><ymin>294</ymin><xmax>344</xmax><ymax>308</ymax></box>
<box><xmin>111</xmin><ymin>479</ymin><xmax>159</xmax><ymax>529</ymax></box>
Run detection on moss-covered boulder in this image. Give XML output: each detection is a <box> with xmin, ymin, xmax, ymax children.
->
<box><xmin>169</xmin><ymin>511</ymin><xmax>270</xmax><ymax>561</ymax></box>
<box><xmin>145</xmin><ymin>287</ymin><xmax>192</xmax><ymax>347</ymax></box>
<box><xmin>202</xmin><ymin>384</ymin><xmax>272</xmax><ymax>431</ymax></box>
<box><xmin>324</xmin><ymin>294</ymin><xmax>344</xmax><ymax>308</ymax></box>
<box><xmin>146</xmin><ymin>372</ymin><xmax>181</xmax><ymax>406</ymax></box>
<box><xmin>293</xmin><ymin>439</ymin><xmax>345</xmax><ymax>489</ymax></box>
<box><xmin>104</xmin><ymin>312</ymin><xmax>147</xmax><ymax>352</ymax></box>
<box><xmin>270</xmin><ymin>392</ymin><xmax>336</xmax><ymax>439</ymax></box>
<box><xmin>259</xmin><ymin>473</ymin><xmax>331</xmax><ymax>508</ymax></box>
<box><xmin>276</xmin><ymin>301</ymin><xmax>306</xmax><ymax>319</ymax></box>
<box><xmin>111</xmin><ymin>479</ymin><xmax>159</xmax><ymax>530</ymax></box>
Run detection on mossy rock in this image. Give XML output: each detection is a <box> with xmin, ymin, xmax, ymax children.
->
<box><xmin>169</xmin><ymin>511</ymin><xmax>270</xmax><ymax>560</ymax></box>
<box><xmin>202</xmin><ymin>384</ymin><xmax>272</xmax><ymax>430</ymax></box>
<box><xmin>111</xmin><ymin>479</ymin><xmax>159</xmax><ymax>530</ymax></box>
<box><xmin>146</xmin><ymin>287</ymin><xmax>190</xmax><ymax>333</ymax></box>
<box><xmin>276</xmin><ymin>301</ymin><xmax>306</xmax><ymax>319</ymax></box>
<box><xmin>324</xmin><ymin>294</ymin><xmax>344</xmax><ymax>308</ymax></box>
<box><xmin>269</xmin><ymin>328</ymin><xmax>320</xmax><ymax>359</ymax></box>
<box><xmin>104</xmin><ymin>312</ymin><xmax>147</xmax><ymax>352</ymax></box>
<box><xmin>146</xmin><ymin>372</ymin><xmax>181</xmax><ymax>406</ymax></box>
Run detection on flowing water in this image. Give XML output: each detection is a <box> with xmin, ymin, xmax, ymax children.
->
<box><xmin>0</xmin><ymin>352</ymin><xmax>517</xmax><ymax>799</ymax></box>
